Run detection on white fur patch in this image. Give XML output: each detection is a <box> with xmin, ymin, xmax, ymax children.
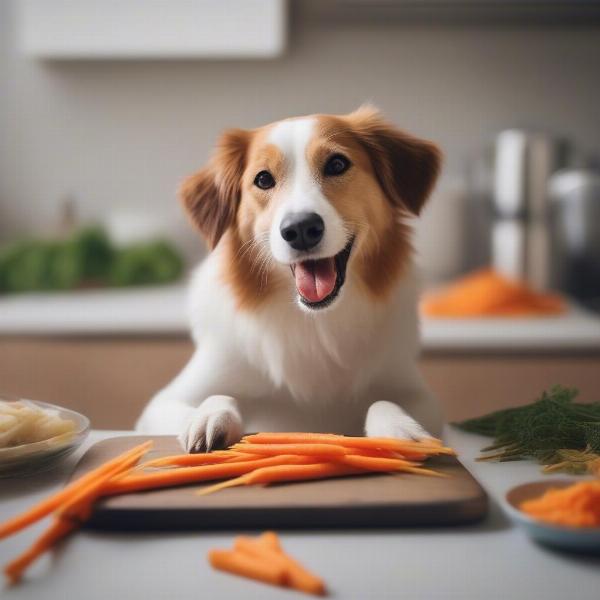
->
<box><xmin>267</xmin><ymin>118</ymin><xmax>349</xmax><ymax>265</ymax></box>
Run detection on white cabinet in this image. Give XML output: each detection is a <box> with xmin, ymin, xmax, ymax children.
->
<box><xmin>18</xmin><ymin>0</ymin><xmax>287</xmax><ymax>59</ymax></box>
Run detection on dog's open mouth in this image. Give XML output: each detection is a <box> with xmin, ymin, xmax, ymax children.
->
<box><xmin>290</xmin><ymin>238</ymin><xmax>355</xmax><ymax>310</ymax></box>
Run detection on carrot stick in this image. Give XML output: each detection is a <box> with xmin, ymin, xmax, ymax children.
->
<box><xmin>0</xmin><ymin>440</ymin><xmax>153</xmax><ymax>540</ymax></box>
<box><xmin>234</xmin><ymin>536</ymin><xmax>326</xmax><ymax>596</ymax></box>
<box><xmin>141</xmin><ymin>451</ymin><xmax>248</xmax><ymax>469</ymax></box>
<box><xmin>208</xmin><ymin>548</ymin><xmax>286</xmax><ymax>587</ymax></box>
<box><xmin>396</xmin><ymin>465</ymin><xmax>448</xmax><ymax>477</ymax></box>
<box><xmin>57</xmin><ymin>445</ymin><xmax>151</xmax><ymax>522</ymax></box>
<box><xmin>258</xmin><ymin>530</ymin><xmax>281</xmax><ymax>552</ymax></box>
<box><xmin>197</xmin><ymin>462</ymin><xmax>361</xmax><ymax>496</ymax></box>
<box><xmin>3</xmin><ymin>442</ymin><xmax>153</xmax><ymax>584</ymax></box>
<box><xmin>337</xmin><ymin>455</ymin><xmax>421</xmax><ymax>472</ymax></box>
<box><xmin>103</xmin><ymin>454</ymin><xmax>318</xmax><ymax>496</ymax></box>
<box><xmin>4</xmin><ymin>518</ymin><xmax>77</xmax><ymax>585</ymax></box>
<box><xmin>241</xmin><ymin>433</ymin><xmax>453</xmax><ymax>455</ymax></box>
<box><xmin>339</xmin><ymin>448</ymin><xmax>419</xmax><ymax>460</ymax></box>
<box><xmin>231</xmin><ymin>443</ymin><xmax>350</xmax><ymax>457</ymax></box>
<box><xmin>229</xmin><ymin>462</ymin><xmax>361</xmax><ymax>486</ymax></box>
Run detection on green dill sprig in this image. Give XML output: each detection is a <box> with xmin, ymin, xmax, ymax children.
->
<box><xmin>454</xmin><ymin>385</ymin><xmax>600</xmax><ymax>470</ymax></box>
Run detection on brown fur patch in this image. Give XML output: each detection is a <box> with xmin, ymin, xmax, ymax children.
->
<box><xmin>344</xmin><ymin>105</ymin><xmax>442</xmax><ymax>217</ymax></box>
<box><xmin>225</xmin><ymin>126</ymin><xmax>287</xmax><ymax>311</ymax></box>
<box><xmin>312</xmin><ymin>110</ymin><xmax>439</xmax><ymax>301</ymax></box>
<box><xmin>220</xmin><ymin>227</ymin><xmax>285</xmax><ymax>312</ymax></box>
<box><xmin>179</xmin><ymin>128</ymin><xmax>251</xmax><ymax>249</ymax></box>
<box><xmin>180</xmin><ymin>125</ymin><xmax>285</xmax><ymax>311</ymax></box>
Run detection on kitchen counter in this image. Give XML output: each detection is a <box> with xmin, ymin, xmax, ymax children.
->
<box><xmin>1</xmin><ymin>284</ymin><xmax>600</xmax><ymax>352</ymax></box>
<box><xmin>1</xmin><ymin>428</ymin><xmax>598</xmax><ymax>600</ymax></box>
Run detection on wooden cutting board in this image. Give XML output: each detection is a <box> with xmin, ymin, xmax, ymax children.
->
<box><xmin>71</xmin><ymin>436</ymin><xmax>488</xmax><ymax>530</ymax></box>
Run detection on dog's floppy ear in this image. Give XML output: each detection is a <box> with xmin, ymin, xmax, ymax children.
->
<box><xmin>179</xmin><ymin>128</ymin><xmax>250</xmax><ymax>249</ymax></box>
<box><xmin>348</xmin><ymin>105</ymin><xmax>442</xmax><ymax>216</ymax></box>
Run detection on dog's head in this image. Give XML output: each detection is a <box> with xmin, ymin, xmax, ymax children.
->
<box><xmin>181</xmin><ymin>106</ymin><xmax>441</xmax><ymax>312</ymax></box>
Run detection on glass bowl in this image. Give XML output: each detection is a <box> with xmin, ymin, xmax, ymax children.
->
<box><xmin>0</xmin><ymin>397</ymin><xmax>90</xmax><ymax>478</ymax></box>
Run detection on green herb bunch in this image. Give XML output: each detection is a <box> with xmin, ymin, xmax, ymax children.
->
<box><xmin>454</xmin><ymin>386</ymin><xmax>600</xmax><ymax>472</ymax></box>
<box><xmin>0</xmin><ymin>227</ymin><xmax>184</xmax><ymax>294</ymax></box>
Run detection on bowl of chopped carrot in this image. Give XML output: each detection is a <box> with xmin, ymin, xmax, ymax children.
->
<box><xmin>505</xmin><ymin>480</ymin><xmax>600</xmax><ymax>553</ymax></box>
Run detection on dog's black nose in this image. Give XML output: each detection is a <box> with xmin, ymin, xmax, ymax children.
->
<box><xmin>280</xmin><ymin>212</ymin><xmax>325</xmax><ymax>251</ymax></box>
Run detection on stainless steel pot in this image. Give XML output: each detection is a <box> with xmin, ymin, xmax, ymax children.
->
<box><xmin>492</xmin><ymin>129</ymin><xmax>565</xmax><ymax>289</ymax></box>
<box><xmin>549</xmin><ymin>168</ymin><xmax>600</xmax><ymax>310</ymax></box>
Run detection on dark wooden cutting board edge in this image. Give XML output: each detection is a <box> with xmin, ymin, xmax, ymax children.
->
<box><xmin>71</xmin><ymin>435</ymin><xmax>488</xmax><ymax>531</ymax></box>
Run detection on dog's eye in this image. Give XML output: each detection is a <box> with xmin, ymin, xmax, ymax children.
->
<box><xmin>324</xmin><ymin>154</ymin><xmax>351</xmax><ymax>177</ymax></box>
<box><xmin>254</xmin><ymin>170</ymin><xmax>275</xmax><ymax>190</ymax></box>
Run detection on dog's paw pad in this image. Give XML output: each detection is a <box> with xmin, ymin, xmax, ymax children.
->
<box><xmin>365</xmin><ymin>401</ymin><xmax>433</xmax><ymax>442</ymax></box>
<box><xmin>366</xmin><ymin>415</ymin><xmax>430</xmax><ymax>442</ymax></box>
<box><xmin>178</xmin><ymin>424</ymin><xmax>205</xmax><ymax>454</ymax></box>
<box><xmin>205</xmin><ymin>411</ymin><xmax>242</xmax><ymax>450</ymax></box>
<box><xmin>180</xmin><ymin>410</ymin><xmax>242</xmax><ymax>453</ymax></box>
<box><xmin>389</xmin><ymin>420</ymin><xmax>430</xmax><ymax>442</ymax></box>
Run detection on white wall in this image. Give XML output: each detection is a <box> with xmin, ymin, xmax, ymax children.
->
<box><xmin>1</xmin><ymin>0</ymin><xmax>599</xmax><ymax>269</ymax></box>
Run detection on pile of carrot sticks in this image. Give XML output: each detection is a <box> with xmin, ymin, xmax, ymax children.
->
<box><xmin>1</xmin><ymin>440</ymin><xmax>153</xmax><ymax>584</ymax></box>
<box><xmin>1</xmin><ymin>432</ymin><xmax>454</xmax><ymax>586</ymax></box>
<box><xmin>209</xmin><ymin>531</ymin><xmax>325</xmax><ymax>595</ymax></box>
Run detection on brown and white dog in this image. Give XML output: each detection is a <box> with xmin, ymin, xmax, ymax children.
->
<box><xmin>136</xmin><ymin>106</ymin><xmax>443</xmax><ymax>452</ymax></box>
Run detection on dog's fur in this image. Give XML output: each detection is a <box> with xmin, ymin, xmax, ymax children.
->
<box><xmin>136</xmin><ymin>106</ymin><xmax>443</xmax><ymax>452</ymax></box>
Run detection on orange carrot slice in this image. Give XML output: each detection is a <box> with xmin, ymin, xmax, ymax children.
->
<box><xmin>520</xmin><ymin>481</ymin><xmax>600</xmax><ymax>527</ymax></box>
<box><xmin>208</xmin><ymin>548</ymin><xmax>286</xmax><ymax>586</ymax></box>
<box><xmin>258</xmin><ymin>530</ymin><xmax>281</xmax><ymax>552</ymax></box>
<box><xmin>234</xmin><ymin>535</ymin><xmax>326</xmax><ymax>596</ymax></box>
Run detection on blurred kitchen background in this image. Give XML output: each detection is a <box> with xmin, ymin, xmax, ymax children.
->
<box><xmin>1</xmin><ymin>0</ymin><xmax>599</xmax><ymax>429</ymax></box>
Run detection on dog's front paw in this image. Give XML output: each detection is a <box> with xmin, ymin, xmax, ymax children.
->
<box><xmin>365</xmin><ymin>400</ymin><xmax>430</xmax><ymax>441</ymax></box>
<box><xmin>179</xmin><ymin>396</ymin><xmax>243</xmax><ymax>453</ymax></box>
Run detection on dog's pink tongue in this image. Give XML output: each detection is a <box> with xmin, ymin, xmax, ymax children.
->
<box><xmin>295</xmin><ymin>259</ymin><xmax>336</xmax><ymax>303</ymax></box>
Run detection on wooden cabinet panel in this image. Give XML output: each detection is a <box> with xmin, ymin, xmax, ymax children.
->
<box><xmin>421</xmin><ymin>354</ymin><xmax>600</xmax><ymax>423</ymax></box>
<box><xmin>0</xmin><ymin>337</ymin><xmax>194</xmax><ymax>429</ymax></box>
<box><xmin>1</xmin><ymin>336</ymin><xmax>598</xmax><ymax>429</ymax></box>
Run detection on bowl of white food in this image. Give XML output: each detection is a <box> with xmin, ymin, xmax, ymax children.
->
<box><xmin>0</xmin><ymin>395</ymin><xmax>90</xmax><ymax>478</ymax></box>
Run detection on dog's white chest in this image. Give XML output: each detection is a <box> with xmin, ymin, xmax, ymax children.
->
<box><xmin>236</xmin><ymin>285</ymin><xmax>388</xmax><ymax>403</ymax></box>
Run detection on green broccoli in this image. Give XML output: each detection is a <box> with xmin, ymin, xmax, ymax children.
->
<box><xmin>0</xmin><ymin>227</ymin><xmax>184</xmax><ymax>293</ymax></box>
<box><xmin>109</xmin><ymin>240</ymin><xmax>184</xmax><ymax>287</ymax></box>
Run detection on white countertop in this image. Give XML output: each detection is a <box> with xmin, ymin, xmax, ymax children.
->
<box><xmin>1</xmin><ymin>428</ymin><xmax>598</xmax><ymax>600</ymax></box>
<box><xmin>1</xmin><ymin>284</ymin><xmax>600</xmax><ymax>351</ymax></box>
